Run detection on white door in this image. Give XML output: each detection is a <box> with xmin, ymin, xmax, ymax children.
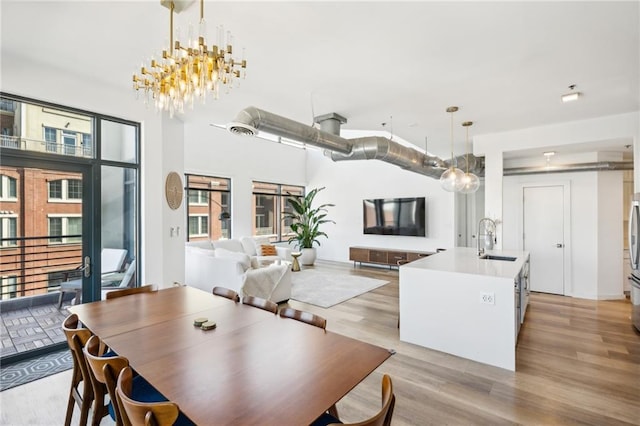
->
<box><xmin>523</xmin><ymin>185</ymin><xmax>565</xmax><ymax>294</ymax></box>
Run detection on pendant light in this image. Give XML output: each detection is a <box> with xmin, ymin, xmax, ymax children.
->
<box><xmin>459</xmin><ymin>121</ymin><xmax>480</xmax><ymax>194</ymax></box>
<box><xmin>440</xmin><ymin>106</ymin><xmax>465</xmax><ymax>192</ymax></box>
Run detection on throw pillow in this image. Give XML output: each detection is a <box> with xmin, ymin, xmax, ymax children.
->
<box><xmin>215</xmin><ymin>248</ymin><xmax>252</xmax><ymax>271</ymax></box>
<box><xmin>260</xmin><ymin>244</ymin><xmax>278</xmax><ymax>256</ymax></box>
<box><xmin>212</xmin><ymin>239</ymin><xmax>244</xmax><ymax>253</ymax></box>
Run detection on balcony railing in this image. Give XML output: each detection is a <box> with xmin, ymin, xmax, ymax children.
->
<box><xmin>0</xmin><ymin>135</ymin><xmax>93</xmax><ymax>157</ymax></box>
<box><xmin>0</xmin><ymin>235</ymin><xmax>82</xmax><ymax>300</ymax></box>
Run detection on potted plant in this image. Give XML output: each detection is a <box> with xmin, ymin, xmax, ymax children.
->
<box><xmin>283</xmin><ymin>187</ymin><xmax>335</xmax><ymax>266</ymax></box>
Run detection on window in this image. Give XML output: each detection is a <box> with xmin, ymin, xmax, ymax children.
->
<box><xmin>0</xmin><ymin>175</ymin><xmax>17</xmax><ymax>201</ymax></box>
<box><xmin>186</xmin><ymin>175</ymin><xmax>231</xmax><ymax>241</ymax></box>
<box><xmin>48</xmin><ymin>215</ymin><xmax>81</xmax><ymax>244</ymax></box>
<box><xmin>1</xmin><ymin>276</ymin><xmax>17</xmax><ymax>300</ymax></box>
<box><xmin>62</xmin><ymin>131</ymin><xmax>77</xmax><ymax>155</ymax></box>
<box><xmin>44</xmin><ymin>126</ymin><xmax>57</xmax><ymax>153</ymax></box>
<box><xmin>67</xmin><ymin>179</ymin><xmax>82</xmax><ymax>199</ymax></box>
<box><xmin>188</xmin><ymin>215</ymin><xmax>209</xmax><ymax>237</ymax></box>
<box><xmin>0</xmin><ymin>215</ymin><xmax>18</xmax><ymax>247</ymax></box>
<box><xmin>188</xmin><ymin>190</ymin><xmax>208</xmax><ymax>205</ymax></box>
<box><xmin>82</xmin><ymin>133</ymin><xmax>92</xmax><ymax>156</ymax></box>
<box><xmin>252</xmin><ymin>182</ymin><xmax>304</xmax><ymax>242</ymax></box>
<box><xmin>48</xmin><ymin>179</ymin><xmax>82</xmax><ymax>201</ymax></box>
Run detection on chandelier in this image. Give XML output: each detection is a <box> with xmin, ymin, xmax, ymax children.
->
<box><xmin>440</xmin><ymin>106</ymin><xmax>465</xmax><ymax>192</ymax></box>
<box><xmin>132</xmin><ymin>0</ymin><xmax>247</xmax><ymax>117</ymax></box>
<box><xmin>459</xmin><ymin>121</ymin><xmax>480</xmax><ymax>194</ymax></box>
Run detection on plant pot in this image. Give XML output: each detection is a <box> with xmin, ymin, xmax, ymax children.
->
<box><xmin>299</xmin><ymin>248</ymin><xmax>317</xmax><ymax>266</ymax></box>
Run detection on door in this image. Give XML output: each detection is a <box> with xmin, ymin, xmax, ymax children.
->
<box><xmin>523</xmin><ymin>185</ymin><xmax>565</xmax><ymax>294</ymax></box>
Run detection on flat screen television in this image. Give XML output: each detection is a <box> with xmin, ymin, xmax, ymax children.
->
<box><xmin>363</xmin><ymin>197</ymin><xmax>426</xmax><ymax>236</ymax></box>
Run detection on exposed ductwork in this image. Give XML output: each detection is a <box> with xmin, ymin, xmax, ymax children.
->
<box><xmin>504</xmin><ymin>161</ymin><xmax>632</xmax><ymax>175</ymax></box>
<box><xmin>227</xmin><ymin>106</ymin><xmax>486</xmax><ymax>179</ymax></box>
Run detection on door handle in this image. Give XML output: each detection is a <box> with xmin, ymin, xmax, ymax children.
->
<box><xmin>556</xmin><ymin>243</ymin><xmax>564</xmax><ymax>248</ymax></box>
<box><xmin>84</xmin><ymin>256</ymin><xmax>91</xmax><ymax>278</ymax></box>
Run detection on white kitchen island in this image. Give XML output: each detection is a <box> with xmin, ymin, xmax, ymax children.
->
<box><xmin>399</xmin><ymin>247</ymin><xmax>529</xmax><ymax>371</ymax></box>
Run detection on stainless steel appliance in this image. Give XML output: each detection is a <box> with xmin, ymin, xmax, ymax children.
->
<box><xmin>627</xmin><ymin>193</ymin><xmax>640</xmax><ymax>332</ymax></box>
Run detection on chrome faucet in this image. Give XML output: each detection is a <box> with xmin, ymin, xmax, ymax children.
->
<box><xmin>477</xmin><ymin>218</ymin><xmax>496</xmax><ymax>256</ymax></box>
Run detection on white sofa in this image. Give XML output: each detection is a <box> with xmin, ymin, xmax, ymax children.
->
<box><xmin>184</xmin><ymin>237</ymin><xmax>292</xmax><ymax>303</ymax></box>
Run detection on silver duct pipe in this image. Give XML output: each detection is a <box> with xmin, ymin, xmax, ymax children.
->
<box><xmin>330</xmin><ymin>137</ymin><xmax>451</xmax><ymax>179</ymax></box>
<box><xmin>227</xmin><ymin>106</ymin><xmax>351</xmax><ymax>154</ymax></box>
<box><xmin>504</xmin><ymin>161</ymin><xmax>632</xmax><ymax>176</ymax></box>
<box><xmin>227</xmin><ymin>106</ymin><xmax>486</xmax><ymax>178</ymax></box>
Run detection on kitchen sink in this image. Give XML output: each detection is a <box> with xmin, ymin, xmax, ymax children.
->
<box><xmin>480</xmin><ymin>254</ymin><xmax>517</xmax><ymax>262</ymax></box>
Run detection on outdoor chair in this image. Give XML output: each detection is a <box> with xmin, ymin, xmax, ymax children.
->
<box><xmin>58</xmin><ymin>248</ymin><xmax>128</xmax><ymax>308</ymax></box>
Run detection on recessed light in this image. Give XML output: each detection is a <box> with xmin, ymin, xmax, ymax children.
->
<box><xmin>543</xmin><ymin>151</ymin><xmax>555</xmax><ymax>156</ymax></box>
<box><xmin>561</xmin><ymin>92</ymin><xmax>582</xmax><ymax>103</ymax></box>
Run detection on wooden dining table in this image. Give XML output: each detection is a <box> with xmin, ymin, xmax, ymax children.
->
<box><xmin>69</xmin><ymin>286</ymin><xmax>392</xmax><ymax>425</ymax></box>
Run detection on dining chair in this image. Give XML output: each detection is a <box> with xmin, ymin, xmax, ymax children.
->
<box><xmin>279</xmin><ymin>307</ymin><xmax>326</xmax><ymax>329</ymax></box>
<box><xmin>62</xmin><ymin>313</ymin><xmax>107</xmax><ymax>426</ymax></box>
<box><xmin>212</xmin><ymin>286</ymin><xmax>240</xmax><ymax>302</ymax></box>
<box><xmin>83</xmin><ymin>335</ymin><xmax>130</xmax><ymax>425</ymax></box>
<box><xmin>116</xmin><ymin>366</ymin><xmax>195</xmax><ymax>426</ymax></box>
<box><xmin>105</xmin><ymin>284</ymin><xmax>155</xmax><ymax>300</ymax></box>
<box><xmin>311</xmin><ymin>374</ymin><xmax>395</xmax><ymax>426</ymax></box>
<box><xmin>242</xmin><ymin>295</ymin><xmax>278</xmax><ymax>314</ymax></box>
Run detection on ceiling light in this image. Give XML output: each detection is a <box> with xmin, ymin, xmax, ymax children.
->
<box><xmin>440</xmin><ymin>106</ymin><xmax>465</xmax><ymax>192</ymax></box>
<box><xmin>561</xmin><ymin>84</ymin><xmax>581</xmax><ymax>103</ymax></box>
<box><xmin>132</xmin><ymin>0</ymin><xmax>247</xmax><ymax>117</ymax></box>
<box><xmin>459</xmin><ymin>121</ymin><xmax>480</xmax><ymax>194</ymax></box>
<box><xmin>561</xmin><ymin>92</ymin><xmax>581</xmax><ymax>103</ymax></box>
<box><xmin>543</xmin><ymin>151</ymin><xmax>556</xmax><ymax>156</ymax></box>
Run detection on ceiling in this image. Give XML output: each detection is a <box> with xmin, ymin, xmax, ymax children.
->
<box><xmin>1</xmin><ymin>1</ymin><xmax>638</xmax><ymax>160</ymax></box>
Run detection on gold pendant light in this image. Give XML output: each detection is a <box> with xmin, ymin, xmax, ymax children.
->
<box><xmin>132</xmin><ymin>0</ymin><xmax>247</xmax><ymax>118</ymax></box>
<box><xmin>459</xmin><ymin>121</ymin><xmax>480</xmax><ymax>194</ymax></box>
<box><xmin>440</xmin><ymin>106</ymin><xmax>465</xmax><ymax>192</ymax></box>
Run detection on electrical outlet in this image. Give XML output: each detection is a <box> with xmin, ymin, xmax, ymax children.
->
<box><xmin>480</xmin><ymin>292</ymin><xmax>495</xmax><ymax>305</ymax></box>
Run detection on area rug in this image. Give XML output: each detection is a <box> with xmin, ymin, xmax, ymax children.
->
<box><xmin>0</xmin><ymin>349</ymin><xmax>72</xmax><ymax>391</ymax></box>
<box><xmin>291</xmin><ymin>269</ymin><xmax>389</xmax><ymax>308</ymax></box>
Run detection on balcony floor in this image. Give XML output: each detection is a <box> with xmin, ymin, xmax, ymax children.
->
<box><xmin>1</xmin><ymin>301</ymin><xmax>67</xmax><ymax>357</ymax></box>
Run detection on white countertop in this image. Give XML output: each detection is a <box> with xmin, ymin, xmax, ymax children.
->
<box><xmin>403</xmin><ymin>247</ymin><xmax>529</xmax><ymax>279</ymax></box>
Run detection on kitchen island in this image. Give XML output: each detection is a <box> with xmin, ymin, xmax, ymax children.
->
<box><xmin>399</xmin><ymin>247</ymin><xmax>529</xmax><ymax>371</ymax></box>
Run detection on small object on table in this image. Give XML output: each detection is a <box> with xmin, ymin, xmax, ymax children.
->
<box><xmin>291</xmin><ymin>252</ymin><xmax>302</xmax><ymax>272</ymax></box>
<box><xmin>201</xmin><ymin>320</ymin><xmax>217</xmax><ymax>330</ymax></box>
<box><xmin>193</xmin><ymin>317</ymin><xmax>208</xmax><ymax>327</ymax></box>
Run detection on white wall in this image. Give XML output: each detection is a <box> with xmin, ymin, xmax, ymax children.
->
<box><xmin>161</xmin><ymin>118</ymin><xmax>185</xmax><ymax>286</ymax></box>
<box><xmin>305</xmin><ymin>149</ymin><xmax>456</xmax><ymax>263</ymax></box>
<box><xmin>598</xmin><ymin>171</ymin><xmax>624</xmax><ymax>299</ymax></box>
<box><xmin>183</xmin><ymin>123</ymin><xmax>307</xmax><ymax>239</ymax></box>
<box><xmin>1</xmin><ymin>51</ymin><xmax>168</xmax><ymax>288</ymax></box>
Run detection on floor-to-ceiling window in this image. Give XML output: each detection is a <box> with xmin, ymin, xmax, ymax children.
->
<box><xmin>0</xmin><ymin>93</ymin><xmax>140</xmax><ymax>363</ymax></box>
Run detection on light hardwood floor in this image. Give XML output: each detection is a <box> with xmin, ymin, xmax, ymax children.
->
<box><xmin>1</xmin><ymin>260</ymin><xmax>638</xmax><ymax>425</ymax></box>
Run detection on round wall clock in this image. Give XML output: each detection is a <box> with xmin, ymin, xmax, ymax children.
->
<box><xmin>165</xmin><ymin>171</ymin><xmax>183</xmax><ymax>210</ymax></box>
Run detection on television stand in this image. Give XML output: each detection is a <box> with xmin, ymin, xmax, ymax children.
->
<box><xmin>349</xmin><ymin>246</ymin><xmax>434</xmax><ymax>269</ymax></box>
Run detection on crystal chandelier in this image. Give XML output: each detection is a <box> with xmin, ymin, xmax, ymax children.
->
<box><xmin>459</xmin><ymin>121</ymin><xmax>480</xmax><ymax>194</ymax></box>
<box><xmin>132</xmin><ymin>0</ymin><xmax>247</xmax><ymax>117</ymax></box>
<box><xmin>440</xmin><ymin>106</ymin><xmax>465</xmax><ymax>192</ymax></box>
